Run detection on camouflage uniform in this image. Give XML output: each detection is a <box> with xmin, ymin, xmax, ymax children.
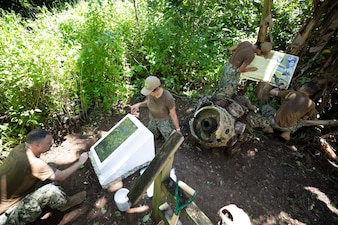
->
<box><xmin>146</xmin><ymin>88</ymin><xmax>177</xmax><ymax>141</ymax></box>
<box><xmin>245</xmin><ymin>111</ymin><xmax>271</xmax><ymax>132</ymax></box>
<box><xmin>213</xmin><ymin>90</ymin><xmax>271</xmax><ymax>133</ymax></box>
<box><xmin>0</xmin><ymin>184</ymin><xmax>68</xmax><ymax>225</ymax></box>
<box><xmin>148</xmin><ymin>118</ymin><xmax>174</xmax><ymax>141</ymax></box>
<box><xmin>261</xmin><ymin>104</ymin><xmax>304</xmax><ymax>133</ymax></box>
<box><xmin>219</xmin><ymin>62</ymin><xmax>240</xmax><ymax>97</ymax></box>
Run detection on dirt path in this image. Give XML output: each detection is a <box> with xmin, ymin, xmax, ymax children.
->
<box><xmin>33</xmin><ymin>97</ymin><xmax>338</xmax><ymax>225</ymax></box>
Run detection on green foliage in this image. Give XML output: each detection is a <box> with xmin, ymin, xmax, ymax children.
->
<box><xmin>137</xmin><ymin>0</ymin><xmax>262</xmax><ymax>93</ymax></box>
<box><xmin>1</xmin><ymin>0</ymin><xmax>80</xmax><ymax>18</ymax></box>
<box><xmin>292</xmin><ymin>132</ymin><xmax>307</xmax><ymax>141</ymax></box>
<box><xmin>0</xmin><ymin>0</ymin><xmax>314</xmax><ymax>152</ymax></box>
<box><xmin>0</xmin><ymin>123</ymin><xmax>21</xmax><ymax>159</ymax></box>
<box><xmin>244</xmin><ymin>82</ymin><xmax>259</xmax><ymax>106</ymax></box>
<box><xmin>76</xmin><ymin>0</ymin><xmax>134</xmax><ymax>111</ymax></box>
<box><xmin>0</xmin><ymin>1</ymin><xmax>136</xmax><ymax>151</ymax></box>
<box><xmin>0</xmin><ymin>8</ymin><xmax>78</xmax><ymax>141</ymax></box>
<box><xmin>272</xmin><ymin>0</ymin><xmax>313</xmax><ymax>50</ymax></box>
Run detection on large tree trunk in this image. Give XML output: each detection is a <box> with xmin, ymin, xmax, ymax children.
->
<box><xmin>287</xmin><ymin>0</ymin><xmax>338</xmax><ymax>115</ymax></box>
<box><xmin>256</xmin><ymin>0</ymin><xmax>273</xmax><ymax>44</ymax></box>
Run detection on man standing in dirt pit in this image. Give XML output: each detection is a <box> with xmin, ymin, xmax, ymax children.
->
<box><xmin>261</xmin><ymin>82</ymin><xmax>320</xmax><ymax>141</ymax></box>
<box><xmin>0</xmin><ymin>129</ymin><xmax>89</xmax><ymax>225</ymax></box>
<box><xmin>219</xmin><ymin>41</ymin><xmax>273</xmax><ymax>97</ymax></box>
<box><xmin>130</xmin><ymin>76</ymin><xmax>182</xmax><ymax>141</ymax></box>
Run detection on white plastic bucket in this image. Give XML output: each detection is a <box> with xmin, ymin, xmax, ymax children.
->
<box><xmin>114</xmin><ymin>188</ymin><xmax>131</xmax><ymax>211</ymax></box>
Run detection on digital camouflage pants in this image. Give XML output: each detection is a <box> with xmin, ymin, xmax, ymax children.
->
<box><xmin>148</xmin><ymin>117</ymin><xmax>174</xmax><ymax>141</ymax></box>
<box><xmin>261</xmin><ymin>104</ymin><xmax>304</xmax><ymax>133</ymax></box>
<box><xmin>219</xmin><ymin>62</ymin><xmax>240</xmax><ymax>97</ymax></box>
<box><xmin>0</xmin><ymin>184</ymin><xmax>68</xmax><ymax>225</ymax></box>
<box><xmin>245</xmin><ymin>111</ymin><xmax>271</xmax><ymax>132</ymax></box>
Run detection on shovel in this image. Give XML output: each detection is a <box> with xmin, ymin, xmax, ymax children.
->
<box><xmin>170</xmin><ymin>180</ymin><xmax>196</xmax><ymax>225</ymax></box>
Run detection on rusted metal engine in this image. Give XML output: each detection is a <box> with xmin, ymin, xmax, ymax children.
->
<box><xmin>189</xmin><ymin>96</ymin><xmax>247</xmax><ymax>148</ymax></box>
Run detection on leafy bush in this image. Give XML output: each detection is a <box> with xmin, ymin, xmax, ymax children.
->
<box><xmin>75</xmin><ymin>1</ymin><xmax>132</xmax><ymax>111</ymax></box>
<box><xmin>272</xmin><ymin>0</ymin><xmax>312</xmax><ymax>50</ymax></box>
<box><xmin>135</xmin><ymin>0</ymin><xmax>263</xmax><ymax>94</ymax></box>
<box><xmin>0</xmin><ymin>0</ymin><xmax>314</xmax><ymax>154</ymax></box>
<box><xmin>0</xmin><ymin>9</ymin><xmax>74</xmax><ymax>141</ymax></box>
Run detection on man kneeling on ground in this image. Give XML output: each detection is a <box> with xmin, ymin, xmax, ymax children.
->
<box><xmin>262</xmin><ymin>82</ymin><xmax>320</xmax><ymax>141</ymax></box>
<box><xmin>0</xmin><ymin>129</ymin><xmax>89</xmax><ymax>225</ymax></box>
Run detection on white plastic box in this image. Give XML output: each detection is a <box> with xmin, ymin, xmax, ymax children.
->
<box><xmin>89</xmin><ymin>114</ymin><xmax>155</xmax><ymax>188</ymax></box>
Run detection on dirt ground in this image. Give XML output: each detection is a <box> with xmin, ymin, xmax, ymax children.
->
<box><xmin>31</xmin><ymin>97</ymin><xmax>338</xmax><ymax>225</ymax></box>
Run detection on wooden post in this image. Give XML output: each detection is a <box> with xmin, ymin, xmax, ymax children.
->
<box><xmin>128</xmin><ymin>131</ymin><xmax>214</xmax><ymax>224</ymax></box>
<box><xmin>152</xmin><ymin>156</ymin><xmax>175</xmax><ymax>223</ymax></box>
<box><xmin>257</xmin><ymin>0</ymin><xmax>273</xmax><ymax>44</ymax></box>
<box><xmin>128</xmin><ymin>132</ymin><xmax>184</xmax><ymax>206</ymax></box>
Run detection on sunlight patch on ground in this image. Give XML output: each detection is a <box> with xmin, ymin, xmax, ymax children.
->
<box><xmin>304</xmin><ymin>186</ymin><xmax>338</xmax><ymax>215</ymax></box>
<box><xmin>41</xmin><ymin>133</ymin><xmax>95</xmax><ymax>165</ymax></box>
<box><xmin>277</xmin><ymin>211</ymin><xmax>307</xmax><ymax>225</ymax></box>
<box><xmin>254</xmin><ymin>211</ymin><xmax>307</xmax><ymax>225</ymax></box>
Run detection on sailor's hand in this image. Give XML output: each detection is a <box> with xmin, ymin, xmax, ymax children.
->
<box><xmin>269</xmin><ymin>88</ymin><xmax>280</xmax><ymax>96</ymax></box>
<box><xmin>243</xmin><ymin>67</ymin><xmax>258</xmax><ymax>72</ymax></box>
<box><xmin>79</xmin><ymin>152</ymin><xmax>89</xmax><ymax>165</ymax></box>
<box><xmin>130</xmin><ymin>104</ymin><xmax>140</xmax><ymax>116</ymax></box>
<box><xmin>278</xmin><ymin>84</ymin><xmax>286</xmax><ymax>90</ymax></box>
<box><xmin>248</xmin><ymin>105</ymin><xmax>257</xmax><ymax>111</ymax></box>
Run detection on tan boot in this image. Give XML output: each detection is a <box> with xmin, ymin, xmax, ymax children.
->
<box><xmin>59</xmin><ymin>191</ymin><xmax>87</xmax><ymax>212</ymax></box>
<box><xmin>280</xmin><ymin>131</ymin><xmax>291</xmax><ymax>141</ymax></box>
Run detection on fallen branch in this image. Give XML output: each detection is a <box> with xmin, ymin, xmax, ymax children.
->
<box><xmin>314</xmin><ymin>136</ymin><xmax>338</xmax><ymax>163</ymax></box>
<box><xmin>321</xmin><ymin>132</ymin><xmax>338</xmax><ymax>139</ymax></box>
<box><xmin>303</xmin><ymin>119</ymin><xmax>338</xmax><ymax>127</ymax></box>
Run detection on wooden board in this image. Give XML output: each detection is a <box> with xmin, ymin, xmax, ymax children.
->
<box><xmin>163</xmin><ymin>178</ymin><xmax>214</xmax><ymax>225</ymax></box>
<box><xmin>128</xmin><ymin>132</ymin><xmax>184</xmax><ymax>205</ymax></box>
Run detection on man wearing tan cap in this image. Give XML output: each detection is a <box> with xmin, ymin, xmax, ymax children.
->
<box><xmin>131</xmin><ymin>76</ymin><xmax>182</xmax><ymax>141</ymax></box>
<box><xmin>219</xmin><ymin>41</ymin><xmax>273</xmax><ymax>97</ymax></box>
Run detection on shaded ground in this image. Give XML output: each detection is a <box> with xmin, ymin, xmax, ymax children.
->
<box><xmin>33</xmin><ymin>97</ymin><xmax>338</xmax><ymax>225</ymax></box>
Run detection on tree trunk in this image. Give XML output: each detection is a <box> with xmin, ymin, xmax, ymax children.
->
<box><xmin>287</xmin><ymin>0</ymin><xmax>338</xmax><ymax>115</ymax></box>
<box><xmin>133</xmin><ymin>0</ymin><xmax>141</xmax><ymax>34</ymax></box>
<box><xmin>256</xmin><ymin>0</ymin><xmax>273</xmax><ymax>44</ymax></box>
